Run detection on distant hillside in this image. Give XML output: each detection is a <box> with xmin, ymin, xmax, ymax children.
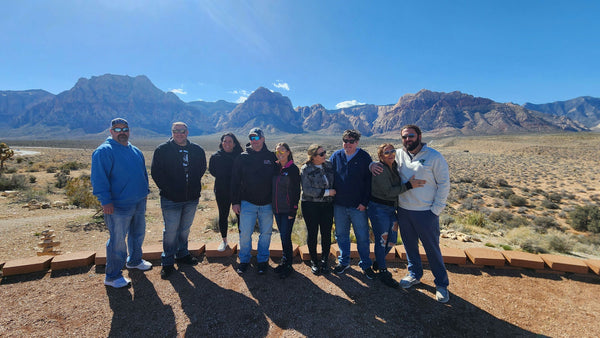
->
<box><xmin>0</xmin><ymin>74</ymin><xmax>593</xmax><ymax>139</ymax></box>
<box><xmin>524</xmin><ymin>96</ymin><xmax>600</xmax><ymax>130</ymax></box>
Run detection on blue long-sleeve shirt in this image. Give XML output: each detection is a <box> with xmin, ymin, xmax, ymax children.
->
<box><xmin>91</xmin><ymin>137</ymin><xmax>149</xmax><ymax>207</ymax></box>
<box><xmin>329</xmin><ymin>148</ymin><xmax>372</xmax><ymax>208</ymax></box>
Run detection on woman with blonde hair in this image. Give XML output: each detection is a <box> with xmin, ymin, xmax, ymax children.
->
<box><xmin>300</xmin><ymin>144</ymin><xmax>336</xmax><ymax>274</ymax></box>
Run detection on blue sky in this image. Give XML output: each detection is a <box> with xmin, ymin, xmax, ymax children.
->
<box><xmin>1</xmin><ymin>1</ymin><xmax>599</xmax><ymax>109</ymax></box>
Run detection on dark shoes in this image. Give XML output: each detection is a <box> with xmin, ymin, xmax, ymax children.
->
<box><xmin>274</xmin><ymin>264</ymin><xmax>285</xmax><ymax>274</ymax></box>
<box><xmin>320</xmin><ymin>259</ymin><xmax>330</xmax><ymax>274</ymax></box>
<box><xmin>363</xmin><ymin>267</ymin><xmax>377</xmax><ymax>280</ymax></box>
<box><xmin>279</xmin><ymin>264</ymin><xmax>294</xmax><ymax>279</ymax></box>
<box><xmin>160</xmin><ymin>265</ymin><xmax>175</xmax><ymax>280</ymax></box>
<box><xmin>176</xmin><ymin>255</ymin><xmax>198</xmax><ymax>266</ymax></box>
<box><xmin>310</xmin><ymin>260</ymin><xmax>320</xmax><ymax>275</ymax></box>
<box><xmin>333</xmin><ymin>263</ymin><xmax>350</xmax><ymax>275</ymax></box>
<box><xmin>372</xmin><ymin>260</ymin><xmax>379</xmax><ymax>272</ymax></box>
<box><xmin>379</xmin><ymin>269</ymin><xmax>399</xmax><ymax>288</ymax></box>
<box><xmin>257</xmin><ymin>262</ymin><xmax>269</xmax><ymax>275</ymax></box>
<box><xmin>237</xmin><ymin>262</ymin><xmax>249</xmax><ymax>274</ymax></box>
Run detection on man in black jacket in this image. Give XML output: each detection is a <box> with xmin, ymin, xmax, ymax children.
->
<box><xmin>231</xmin><ymin>128</ymin><xmax>277</xmax><ymax>275</ymax></box>
<box><xmin>151</xmin><ymin>122</ymin><xmax>206</xmax><ymax>279</ymax></box>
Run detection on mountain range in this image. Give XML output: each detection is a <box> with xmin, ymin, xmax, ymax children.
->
<box><xmin>1</xmin><ymin>74</ymin><xmax>597</xmax><ymax>139</ymax></box>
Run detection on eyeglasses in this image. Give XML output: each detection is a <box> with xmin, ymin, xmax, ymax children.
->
<box><xmin>383</xmin><ymin>149</ymin><xmax>396</xmax><ymax>155</ymax></box>
<box><xmin>112</xmin><ymin>127</ymin><xmax>129</xmax><ymax>133</ymax></box>
<box><xmin>249</xmin><ymin>135</ymin><xmax>260</xmax><ymax>141</ymax></box>
<box><xmin>401</xmin><ymin>134</ymin><xmax>416</xmax><ymax>139</ymax></box>
<box><xmin>342</xmin><ymin>139</ymin><xmax>356</xmax><ymax>144</ymax></box>
<box><xmin>172</xmin><ymin>129</ymin><xmax>187</xmax><ymax>134</ymax></box>
<box><xmin>316</xmin><ymin>151</ymin><xmax>327</xmax><ymax>157</ymax></box>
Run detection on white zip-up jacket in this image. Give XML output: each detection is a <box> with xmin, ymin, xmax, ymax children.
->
<box><xmin>396</xmin><ymin>143</ymin><xmax>450</xmax><ymax>216</ymax></box>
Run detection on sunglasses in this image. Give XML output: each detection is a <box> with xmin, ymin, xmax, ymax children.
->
<box><xmin>276</xmin><ymin>150</ymin><xmax>288</xmax><ymax>155</ymax></box>
<box><xmin>249</xmin><ymin>135</ymin><xmax>260</xmax><ymax>141</ymax></box>
<box><xmin>401</xmin><ymin>134</ymin><xmax>416</xmax><ymax>139</ymax></box>
<box><xmin>342</xmin><ymin>139</ymin><xmax>356</xmax><ymax>144</ymax></box>
<box><xmin>316</xmin><ymin>151</ymin><xmax>327</xmax><ymax>157</ymax></box>
<box><xmin>172</xmin><ymin>129</ymin><xmax>187</xmax><ymax>134</ymax></box>
<box><xmin>112</xmin><ymin>127</ymin><xmax>129</xmax><ymax>133</ymax></box>
<box><xmin>383</xmin><ymin>149</ymin><xmax>396</xmax><ymax>155</ymax></box>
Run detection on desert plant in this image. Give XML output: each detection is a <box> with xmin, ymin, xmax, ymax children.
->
<box><xmin>541</xmin><ymin>199</ymin><xmax>559</xmax><ymax>209</ymax></box>
<box><xmin>65</xmin><ymin>176</ymin><xmax>100</xmax><ymax>208</ymax></box>
<box><xmin>55</xmin><ymin>171</ymin><xmax>70</xmax><ymax>188</ymax></box>
<box><xmin>545</xmin><ymin>230</ymin><xmax>574</xmax><ymax>253</ymax></box>
<box><xmin>0</xmin><ymin>143</ymin><xmax>15</xmax><ymax>171</ymax></box>
<box><xmin>465</xmin><ymin>212</ymin><xmax>487</xmax><ymax>228</ymax></box>
<box><xmin>0</xmin><ymin>174</ymin><xmax>28</xmax><ymax>190</ymax></box>
<box><xmin>569</xmin><ymin>205</ymin><xmax>600</xmax><ymax>233</ymax></box>
<box><xmin>533</xmin><ymin>216</ymin><xmax>559</xmax><ymax>230</ymax></box>
<box><xmin>508</xmin><ymin>194</ymin><xmax>528</xmax><ymax>207</ymax></box>
<box><xmin>60</xmin><ymin>161</ymin><xmax>87</xmax><ymax>171</ymax></box>
<box><xmin>496</xmin><ymin>178</ymin><xmax>510</xmax><ymax>187</ymax></box>
<box><xmin>29</xmin><ymin>175</ymin><xmax>37</xmax><ymax>184</ymax></box>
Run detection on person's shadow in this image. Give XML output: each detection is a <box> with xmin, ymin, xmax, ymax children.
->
<box><xmin>242</xmin><ymin>258</ymin><xmax>536</xmax><ymax>336</ymax></box>
<box><xmin>106</xmin><ymin>270</ymin><xmax>177</xmax><ymax>337</ymax></box>
<box><xmin>169</xmin><ymin>259</ymin><xmax>270</xmax><ymax>337</ymax></box>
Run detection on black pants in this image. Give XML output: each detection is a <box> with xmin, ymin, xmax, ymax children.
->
<box><xmin>302</xmin><ymin>201</ymin><xmax>333</xmax><ymax>263</ymax></box>
<box><xmin>216</xmin><ymin>192</ymin><xmax>239</xmax><ymax>238</ymax></box>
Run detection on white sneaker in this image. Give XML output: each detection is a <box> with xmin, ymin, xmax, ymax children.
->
<box><xmin>436</xmin><ymin>286</ymin><xmax>450</xmax><ymax>303</ymax></box>
<box><xmin>217</xmin><ymin>240</ymin><xmax>227</xmax><ymax>252</ymax></box>
<box><xmin>104</xmin><ymin>276</ymin><xmax>131</xmax><ymax>288</ymax></box>
<box><xmin>126</xmin><ymin>259</ymin><xmax>152</xmax><ymax>271</ymax></box>
<box><xmin>399</xmin><ymin>275</ymin><xmax>421</xmax><ymax>289</ymax></box>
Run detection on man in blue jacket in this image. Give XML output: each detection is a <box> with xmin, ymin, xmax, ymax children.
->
<box><xmin>231</xmin><ymin>128</ymin><xmax>277</xmax><ymax>275</ymax></box>
<box><xmin>329</xmin><ymin>129</ymin><xmax>376</xmax><ymax>279</ymax></box>
<box><xmin>151</xmin><ymin>122</ymin><xmax>206</xmax><ymax>279</ymax></box>
<box><xmin>92</xmin><ymin>118</ymin><xmax>151</xmax><ymax>288</ymax></box>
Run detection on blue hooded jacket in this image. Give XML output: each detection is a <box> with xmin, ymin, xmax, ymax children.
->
<box><xmin>91</xmin><ymin>137</ymin><xmax>149</xmax><ymax>206</ymax></box>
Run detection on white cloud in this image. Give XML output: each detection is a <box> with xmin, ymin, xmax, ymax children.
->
<box><xmin>335</xmin><ymin>100</ymin><xmax>366</xmax><ymax>109</ymax></box>
<box><xmin>236</xmin><ymin>96</ymin><xmax>248</xmax><ymax>103</ymax></box>
<box><xmin>169</xmin><ymin>88</ymin><xmax>187</xmax><ymax>95</ymax></box>
<box><xmin>273</xmin><ymin>81</ymin><xmax>290</xmax><ymax>91</ymax></box>
<box><xmin>231</xmin><ymin>89</ymin><xmax>250</xmax><ymax>96</ymax></box>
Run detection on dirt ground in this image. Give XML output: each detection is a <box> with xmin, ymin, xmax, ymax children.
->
<box><xmin>2</xmin><ymin>136</ymin><xmax>600</xmax><ymax>337</ymax></box>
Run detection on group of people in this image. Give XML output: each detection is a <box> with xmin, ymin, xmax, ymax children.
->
<box><xmin>91</xmin><ymin>118</ymin><xmax>451</xmax><ymax>303</ymax></box>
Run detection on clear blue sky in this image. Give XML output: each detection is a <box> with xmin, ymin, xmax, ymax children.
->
<box><xmin>1</xmin><ymin>1</ymin><xmax>599</xmax><ymax>109</ymax></box>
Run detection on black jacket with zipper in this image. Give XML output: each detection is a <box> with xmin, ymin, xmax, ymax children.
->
<box><xmin>272</xmin><ymin>161</ymin><xmax>301</xmax><ymax>214</ymax></box>
<box><xmin>151</xmin><ymin>138</ymin><xmax>207</xmax><ymax>202</ymax></box>
<box><xmin>230</xmin><ymin>143</ymin><xmax>277</xmax><ymax>206</ymax></box>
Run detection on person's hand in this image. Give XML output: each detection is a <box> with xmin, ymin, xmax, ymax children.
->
<box><xmin>409</xmin><ymin>175</ymin><xmax>426</xmax><ymax>188</ymax></box>
<box><xmin>102</xmin><ymin>203</ymin><xmax>114</xmax><ymax>215</ymax></box>
<box><xmin>369</xmin><ymin>162</ymin><xmax>384</xmax><ymax>176</ymax></box>
<box><xmin>357</xmin><ymin>204</ymin><xmax>367</xmax><ymax>211</ymax></box>
<box><xmin>329</xmin><ymin>189</ymin><xmax>336</xmax><ymax>196</ymax></box>
<box><xmin>232</xmin><ymin>204</ymin><xmax>241</xmax><ymax>215</ymax></box>
<box><xmin>392</xmin><ymin>222</ymin><xmax>399</xmax><ymax>232</ymax></box>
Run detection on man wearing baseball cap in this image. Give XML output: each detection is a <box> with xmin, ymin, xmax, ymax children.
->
<box><xmin>91</xmin><ymin>118</ymin><xmax>151</xmax><ymax>288</ymax></box>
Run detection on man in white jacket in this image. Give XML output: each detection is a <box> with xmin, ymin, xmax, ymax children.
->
<box><xmin>395</xmin><ymin>124</ymin><xmax>450</xmax><ymax>303</ymax></box>
<box><xmin>371</xmin><ymin>124</ymin><xmax>451</xmax><ymax>303</ymax></box>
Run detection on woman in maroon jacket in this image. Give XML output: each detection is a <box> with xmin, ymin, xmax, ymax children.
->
<box><xmin>272</xmin><ymin>142</ymin><xmax>301</xmax><ymax>279</ymax></box>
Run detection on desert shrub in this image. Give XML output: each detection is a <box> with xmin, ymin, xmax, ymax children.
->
<box><xmin>521</xmin><ymin>239</ymin><xmax>547</xmax><ymax>254</ymax></box>
<box><xmin>569</xmin><ymin>205</ymin><xmax>600</xmax><ymax>233</ymax></box>
<box><xmin>485</xmin><ymin>242</ymin><xmax>495</xmax><ymax>248</ymax></box>
<box><xmin>46</xmin><ymin>167</ymin><xmax>58</xmax><ymax>173</ymax></box>
<box><xmin>464</xmin><ymin>212</ymin><xmax>486</xmax><ymax>227</ymax></box>
<box><xmin>29</xmin><ymin>175</ymin><xmax>37</xmax><ymax>184</ymax></box>
<box><xmin>16</xmin><ymin>158</ymin><xmax>23</xmax><ymax>164</ymax></box>
<box><xmin>460</xmin><ymin>197</ymin><xmax>483</xmax><ymax>211</ymax></box>
<box><xmin>509</xmin><ymin>194</ymin><xmax>528</xmax><ymax>207</ymax></box>
<box><xmin>456</xmin><ymin>176</ymin><xmax>473</xmax><ymax>183</ymax></box>
<box><xmin>500</xmin><ymin>244</ymin><xmax>512</xmax><ymax>250</ymax></box>
<box><xmin>3</xmin><ymin>167</ymin><xmax>17</xmax><ymax>174</ymax></box>
<box><xmin>533</xmin><ymin>216</ymin><xmax>559</xmax><ymax>230</ymax></box>
<box><xmin>17</xmin><ymin>189</ymin><xmax>49</xmax><ymax>203</ymax></box>
<box><xmin>65</xmin><ymin>176</ymin><xmax>100</xmax><ymax>208</ymax></box>
<box><xmin>499</xmin><ymin>188</ymin><xmax>514</xmax><ymax>199</ymax></box>
<box><xmin>489</xmin><ymin>210</ymin><xmax>513</xmax><ymax>224</ymax></box>
<box><xmin>440</xmin><ymin>214</ymin><xmax>455</xmax><ymax>227</ymax></box>
<box><xmin>541</xmin><ymin>199</ymin><xmax>559</xmax><ymax>209</ymax></box>
<box><xmin>547</xmin><ymin>193</ymin><xmax>562</xmax><ymax>203</ymax></box>
<box><xmin>55</xmin><ymin>171</ymin><xmax>70</xmax><ymax>188</ymax></box>
<box><xmin>475</xmin><ymin>178</ymin><xmax>493</xmax><ymax>188</ymax></box>
<box><xmin>455</xmin><ymin>189</ymin><xmax>468</xmax><ymax>199</ymax></box>
<box><xmin>0</xmin><ymin>174</ymin><xmax>28</xmax><ymax>190</ymax></box>
<box><xmin>61</xmin><ymin>161</ymin><xmax>87</xmax><ymax>171</ymax></box>
<box><xmin>496</xmin><ymin>178</ymin><xmax>510</xmax><ymax>187</ymax></box>
<box><xmin>545</xmin><ymin>230</ymin><xmax>574</xmax><ymax>253</ymax></box>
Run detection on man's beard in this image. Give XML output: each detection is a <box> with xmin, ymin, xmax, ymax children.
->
<box><xmin>117</xmin><ymin>134</ymin><xmax>128</xmax><ymax>143</ymax></box>
<box><xmin>404</xmin><ymin>139</ymin><xmax>420</xmax><ymax>152</ymax></box>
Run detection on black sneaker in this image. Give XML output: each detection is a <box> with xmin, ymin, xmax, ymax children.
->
<box><xmin>176</xmin><ymin>255</ymin><xmax>198</xmax><ymax>266</ymax></box>
<box><xmin>160</xmin><ymin>265</ymin><xmax>175</xmax><ymax>280</ymax></box>
<box><xmin>333</xmin><ymin>263</ymin><xmax>350</xmax><ymax>275</ymax></box>
<box><xmin>237</xmin><ymin>262</ymin><xmax>249</xmax><ymax>274</ymax></box>
<box><xmin>310</xmin><ymin>260</ymin><xmax>320</xmax><ymax>275</ymax></box>
<box><xmin>379</xmin><ymin>270</ymin><xmax>399</xmax><ymax>288</ymax></box>
<box><xmin>320</xmin><ymin>259</ymin><xmax>330</xmax><ymax>274</ymax></box>
<box><xmin>372</xmin><ymin>260</ymin><xmax>379</xmax><ymax>272</ymax></box>
<box><xmin>279</xmin><ymin>264</ymin><xmax>294</xmax><ymax>279</ymax></box>
<box><xmin>363</xmin><ymin>267</ymin><xmax>377</xmax><ymax>280</ymax></box>
<box><xmin>257</xmin><ymin>262</ymin><xmax>269</xmax><ymax>275</ymax></box>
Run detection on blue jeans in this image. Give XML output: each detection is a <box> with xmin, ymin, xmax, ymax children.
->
<box><xmin>160</xmin><ymin>197</ymin><xmax>198</xmax><ymax>266</ymax></box>
<box><xmin>334</xmin><ymin>205</ymin><xmax>372</xmax><ymax>269</ymax></box>
<box><xmin>397</xmin><ymin>208</ymin><xmax>449</xmax><ymax>288</ymax></box>
<box><xmin>367</xmin><ymin>201</ymin><xmax>398</xmax><ymax>270</ymax></box>
<box><xmin>104</xmin><ymin>199</ymin><xmax>147</xmax><ymax>281</ymax></box>
<box><xmin>239</xmin><ymin>201</ymin><xmax>273</xmax><ymax>264</ymax></box>
<box><xmin>274</xmin><ymin>213</ymin><xmax>295</xmax><ymax>264</ymax></box>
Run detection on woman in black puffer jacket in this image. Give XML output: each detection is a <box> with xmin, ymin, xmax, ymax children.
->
<box><xmin>209</xmin><ymin>132</ymin><xmax>243</xmax><ymax>251</ymax></box>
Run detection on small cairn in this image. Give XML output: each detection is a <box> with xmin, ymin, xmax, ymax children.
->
<box><xmin>37</xmin><ymin>229</ymin><xmax>61</xmax><ymax>256</ymax></box>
